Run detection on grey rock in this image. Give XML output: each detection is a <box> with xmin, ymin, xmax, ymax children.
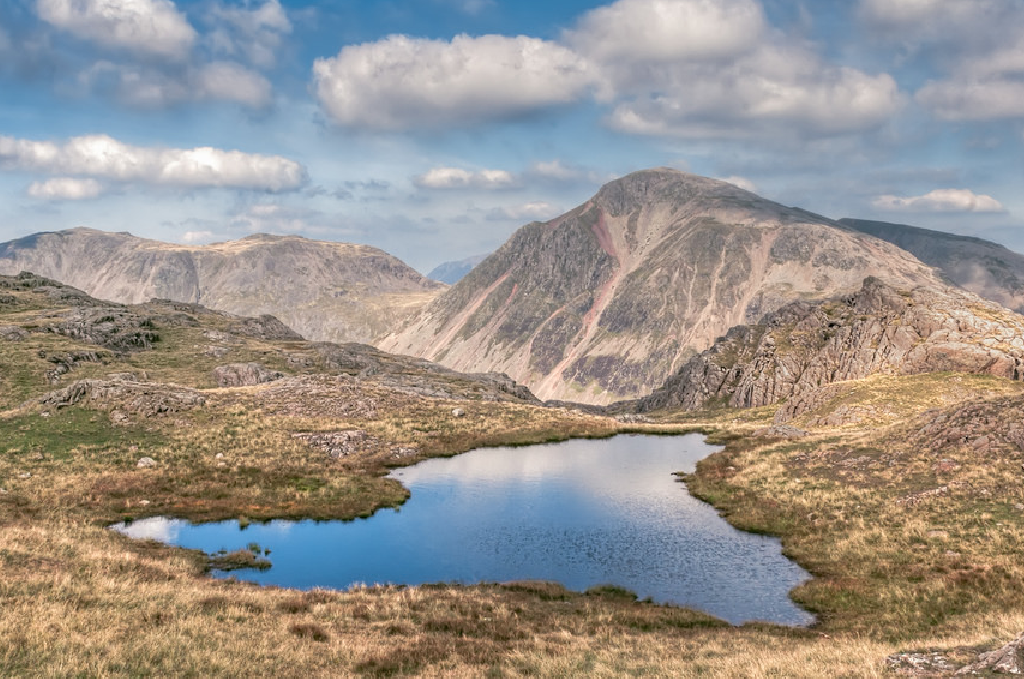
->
<box><xmin>639</xmin><ymin>277</ymin><xmax>1024</xmax><ymax>415</ymax></box>
<box><xmin>0</xmin><ymin>325</ymin><xmax>27</xmax><ymax>341</ymax></box>
<box><xmin>451</xmin><ymin>408</ymin><xmax>465</xmax><ymax>417</ymax></box>
<box><xmin>955</xmin><ymin>633</ymin><xmax>1024</xmax><ymax>675</ymax></box>
<box><xmin>137</xmin><ymin>457</ymin><xmax>156</xmax><ymax>468</ymax></box>
<box><xmin>212</xmin><ymin>362</ymin><xmax>285</xmax><ymax>388</ymax></box>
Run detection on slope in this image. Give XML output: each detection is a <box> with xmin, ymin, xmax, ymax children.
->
<box><xmin>840</xmin><ymin>217</ymin><xmax>1024</xmax><ymax>313</ymax></box>
<box><xmin>383</xmin><ymin>169</ymin><xmax>943</xmax><ymax>404</ymax></box>
<box><xmin>0</xmin><ymin>228</ymin><xmax>445</xmax><ymax>344</ymax></box>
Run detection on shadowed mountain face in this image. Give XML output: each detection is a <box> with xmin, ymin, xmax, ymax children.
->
<box><xmin>427</xmin><ymin>254</ymin><xmax>489</xmax><ymax>285</ymax></box>
<box><xmin>382</xmin><ymin>169</ymin><xmax>943</xmax><ymax>404</ymax></box>
<box><xmin>0</xmin><ymin>229</ymin><xmax>446</xmax><ymax>345</ymax></box>
<box><xmin>840</xmin><ymin>218</ymin><xmax>1024</xmax><ymax>313</ymax></box>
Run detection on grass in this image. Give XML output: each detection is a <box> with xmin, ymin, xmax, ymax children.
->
<box><xmin>4</xmin><ymin>278</ymin><xmax>1024</xmax><ymax>675</ymax></box>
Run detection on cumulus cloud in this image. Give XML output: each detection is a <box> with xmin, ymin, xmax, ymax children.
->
<box><xmin>206</xmin><ymin>0</ymin><xmax>291</xmax><ymax>68</ymax></box>
<box><xmin>608</xmin><ymin>48</ymin><xmax>902</xmax><ymax>138</ymax></box>
<box><xmin>717</xmin><ymin>176</ymin><xmax>757</xmax><ymax>192</ymax></box>
<box><xmin>872</xmin><ymin>189</ymin><xmax>1005</xmax><ymax>213</ymax></box>
<box><xmin>313</xmin><ymin>34</ymin><xmax>595</xmax><ymax>131</ymax></box>
<box><xmin>181</xmin><ymin>229</ymin><xmax>215</xmax><ymax>243</ymax></box>
<box><xmin>27</xmin><ymin>177</ymin><xmax>105</xmax><ymax>200</ymax></box>
<box><xmin>37</xmin><ymin>0</ymin><xmax>197</xmax><ymax>60</ymax></box>
<box><xmin>860</xmin><ymin>0</ymin><xmax>1024</xmax><ymax>121</ymax></box>
<box><xmin>192</xmin><ymin>62</ymin><xmax>272</xmax><ymax>107</ymax></box>
<box><xmin>486</xmin><ymin>201</ymin><xmax>562</xmax><ymax>221</ymax></box>
<box><xmin>566</xmin><ymin>0</ymin><xmax>763</xmax><ymax>65</ymax></box>
<box><xmin>78</xmin><ymin>59</ymin><xmax>271</xmax><ymax>108</ymax></box>
<box><xmin>414</xmin><ymin>167</ymin><xmax>517</xmax><ymax>190</ymax></box>
<box><xmin>526</xmin><ymin>160</ymin><xmax>607</xmax><ymax>185</ymax></box>
<box><xmin>0</xmin><ymin>134</ymin><xmax>306</xmax><ymax>190</ymax></box>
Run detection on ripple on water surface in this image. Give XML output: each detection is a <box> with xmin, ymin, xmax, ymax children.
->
<box><xmin>113</xmin><ymin>434</ymin><xmax>814</xmax><ymax>626</ymax></box>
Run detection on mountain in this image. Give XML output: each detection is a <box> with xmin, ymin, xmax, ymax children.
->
<box><xmin>840</xmin><ymin>218</ymin><xmax>1024</xmax><ymax>313</ymax></box>
<box><xmin>0</xmin><ymin>228</ymin><xmax>445</xmax><ymax>345</ymax></box>
<box><xmin>637</xmin><ymin>276</ymin><xmax>1024</xmax><ymax>414</ymax></box>
<box><xmin>382</xmin><ymin>169</ymin><xmax>943</xmax><ymax>404</ymax></box>
<box><xmin>427</xmin><ymin>254</ymin><xmax>489</xmax><ymax>284</ymax></box>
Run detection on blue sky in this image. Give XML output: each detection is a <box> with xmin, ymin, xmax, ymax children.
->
<box><xmin>1</xmin><ymin>0</ymin><xmax>1022</xmax><ymax>273</ymax></box>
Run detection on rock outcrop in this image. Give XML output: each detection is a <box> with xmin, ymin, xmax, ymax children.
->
<box><xmin>383</xmin><ymin>169</ymin><xmax>943</xmax><ymax>404</ymax></box>
<box><xmin>638</xmin><ymin>277</ymin><xmax>1024</xmax><ymax>413</ymax></box>
<box><xmin>212</xmin><ymin>363</ymin><xmax>285</xmax><ymax>388</ymax></box>
<box><xmin>842</xmin><ymin>218</ymin><xmax>1024</xmax><ymax>313</ymax></box>
<box><xmin>0</xmin><ymin>229</ymin><xmax>445</xmax><ymax>344</ymax></box>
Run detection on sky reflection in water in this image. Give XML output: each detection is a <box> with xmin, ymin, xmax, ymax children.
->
<box><xmin>114</xmin><ymin>434</ymin><xmax>813</xmax><ymax>626</ymax></box>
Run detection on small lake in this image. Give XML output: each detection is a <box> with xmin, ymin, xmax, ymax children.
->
<box><xmin>114</xmin><ymin>434</ymin><xmax>813</xmax><ymax>626</ymax></box>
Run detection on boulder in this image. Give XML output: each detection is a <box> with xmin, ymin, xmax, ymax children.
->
<box><xmin>212</xmin><ymin>363</ymin><xmax>285</xmax><ymax>388</ymax></box>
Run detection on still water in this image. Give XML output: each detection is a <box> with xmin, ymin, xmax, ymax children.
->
<box><xmin>114</xmin><ymin>434</ymin><xmax>813</xmax><ymax>626</ymax></box>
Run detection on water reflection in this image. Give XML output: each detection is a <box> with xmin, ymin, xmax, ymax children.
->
<box><xmin>114</xmin><ymin>434</ymin><xmax>813</xmax><ymax>626</ymax></box>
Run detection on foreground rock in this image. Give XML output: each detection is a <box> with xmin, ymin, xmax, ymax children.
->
<box><xmin>639</xmin><ymin>277</ymin><xmax>1024</xmax><ymax>414</ymax></box>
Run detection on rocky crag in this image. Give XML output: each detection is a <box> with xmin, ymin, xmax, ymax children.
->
<box><xmin>637</xmin><ymin>277</ymin><xmax>1024</xmax><ymax>415</ymax></box>
<box><xmin>841</xmin><ymin>218</ymin><xmax>1024</xmax><ymax>313</ymax></box>
<box><xmin>383</xmin><ymin>169</ymin><xmax>942</xmax><ymax>404</ymax></box>
<box><xmin>0</xmin><ymin>228</ymin><xmax>445</xmax><ymax>345</ymax></box>
<box><xmin>0</xmin><ymin>271</ymin><xmax>537</xmax><ymax>414</ymax></box>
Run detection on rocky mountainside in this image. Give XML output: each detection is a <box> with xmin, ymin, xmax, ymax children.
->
<box><xmin>0</xmin><ymin>228</ymin><xmax>445</xmax><ymax>345</ymax></box>
<box><xmin>0</xmin><ymin>271</ymin><xmax>537</xmax><ymax>412</ymax></box>
<box><xmin>427</xmin><ymin>254</ymin><xmax>489</xmax><ymax>285</ymax></box>
<box><xmin>637</xmin><ymin>277</ymin><xmax>1024</xmax><ymax>415</ymax></box>
<box><xmin>841</xmin><ymin>218</ymin><xmax>1024</xmax><ymax>312</ymax></box>
<box><xmin>382</xmin><ymin>169</ymin><xmax>943</xmax><ymax>404</ymax></box>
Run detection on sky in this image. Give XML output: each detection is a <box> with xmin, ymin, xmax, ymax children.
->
<box><xmin>0</xmin><ymin>0</ymin><xmax>1022</xmax><ymax>273</ymax></box>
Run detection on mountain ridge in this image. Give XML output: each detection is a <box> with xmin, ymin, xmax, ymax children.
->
<box><xmin>382</xmin><ymin>168</ymin><xmax>944</xmax><ymax>404</ymax></box>
<box><xmin>0</xmin><ymin>227</ymin><xmax>445</xmax><ymax>345</ymax></box>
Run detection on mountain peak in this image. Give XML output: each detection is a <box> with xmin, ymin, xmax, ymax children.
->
<box><xmin>383</xmin><ymin>170</ymin><xmax>943</xmax><ymax>404</ymax></box>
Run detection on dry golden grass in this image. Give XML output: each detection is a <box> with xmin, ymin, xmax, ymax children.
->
<box><xmin>4</xmin><ymin>281</ymin><xmax>1024</xmax><ymax>675</ymax></box>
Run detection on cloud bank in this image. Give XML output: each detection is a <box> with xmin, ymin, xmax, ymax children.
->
<box><xmin>0</xmin><ymin>134</ymin><xmax>307</xmax><ymax>190</ymax></box>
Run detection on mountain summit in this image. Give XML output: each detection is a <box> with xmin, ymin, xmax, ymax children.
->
<box><xmin>382</xmin><ymin>168</ymin><xmax>943</xmax><ymax>404</ymax></box>
<box><xmin>0</xmin><ymin>228</ymin><xmax>445</xmax><ymax>345</ymax></box>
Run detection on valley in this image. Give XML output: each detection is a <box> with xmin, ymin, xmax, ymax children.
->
<box><xmin>3</xmin><ymin>232</ymin><xmax>1024</xmax><ymax>674</ymax></box>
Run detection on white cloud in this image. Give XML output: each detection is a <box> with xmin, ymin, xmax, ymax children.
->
<box><xmin>207</xmin><ymin>0</ymin><xmax>291</xmax><ymax>68</ymax></box>
<box><xmin>414</xmin><ymin>167</ymin><xmax>517</xmax><ymax>190</ymax></box>
<box><xmin>717</xmin><ymin>176</ymin><xmax>757</xmax><ymax>193</ymax></box>
<box><xmin>607</xmin><ymin>43</ymin><xmax>903</xmax><ymax>138</ymax></box>
<box><xmin>193</xmin><ymin>62</ymin><xmax>272</xmax><ymax>107</ymax></box>
<box><xmin>860</xmin><ymin>0</ymin><xmax>1024</xmax><ymax>122</ymax></box>
<box><xmin>27</xmin><ymin>177</ymin><xmax>105</xmax><ymax>200</ymax></box>
<box><xmin>313</xmin><ymin>34</ymin><xmax>595</xmax><ymax>131</ymax></box>
<box><xmin>917</xmin><ymin>79</ymin><xmax>1024</xmax><ymax>121</ymax></box>
<box><xmin>0</xmin><ymin>135</ymin><xmax>307</xmax><ymax>190</ymax></box>
<box><xmin>486</xmin><ymin>201</ymin><xmax>562</xmax><ymax>221</ymax></box>
<box><xmin>872</xmin><ymin>188</ymin><xmax>1005</xmax><ymax>213</ymax></box>
<box><xmin>37</xmin><ymin>0</ymin><xmax>197</xmax><ymax>60</ymax></box>
<box><xmin>566</xmin><ymin>0</ymin><xmax>764</xmax><ymax>65</ymax></box>
<box><xmin>79</xmin><ymin>60</ymin><xmax>271</xmax><ymax>108</ymax></box>
<box><xmin>562</xmin><ymin>0</ymin><xmax>904</xmax><ymax>139</ymax></box>
<box><xmin>181</xmin><ymin>229</ymin><xmax>214</xmax><ymax>243</ymax></box>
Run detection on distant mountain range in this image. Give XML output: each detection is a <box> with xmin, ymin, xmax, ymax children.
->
<box><xmin>0</xmin><ymin>228</ymin><xmax>445</xmax><ymax>345</ymax></box>
<box><xmin>427</xmin><ymin>254</ymin><xmax>489</xmax><ymax>285</ymax></box>
<box><xmin>5</xmin><ymin>170</ymin><xmax>1024</xmax><ymax>407</ymax></box>
<box><xmin>839</xmin><ymin>218</ymin><xmax>1024</xmax><ymax>313</ymax></box>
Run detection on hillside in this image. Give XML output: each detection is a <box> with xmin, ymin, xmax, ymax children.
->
<box><xmin>0</xmin><ymin>228</ymin><xmax>445</xmax><ymax>345</ymax></box>
<box><xmin>382</xmin><ymin>169</ymin><xmax>942</xmax><ymax>404</ymax></box>
<box><xmin>427</xmin><ymin>254</ymin><xmax>489</xmax><ymax>284</ymax></box>
<box><xmin>841</xmin><ymin>218</ymin><xmax>1024</xmax><ymax>313</ymax></box>
<box><xmin>637</xmin><ymin>276</ymin><xmax>1024</xmax><ymax>414</ymax></box>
